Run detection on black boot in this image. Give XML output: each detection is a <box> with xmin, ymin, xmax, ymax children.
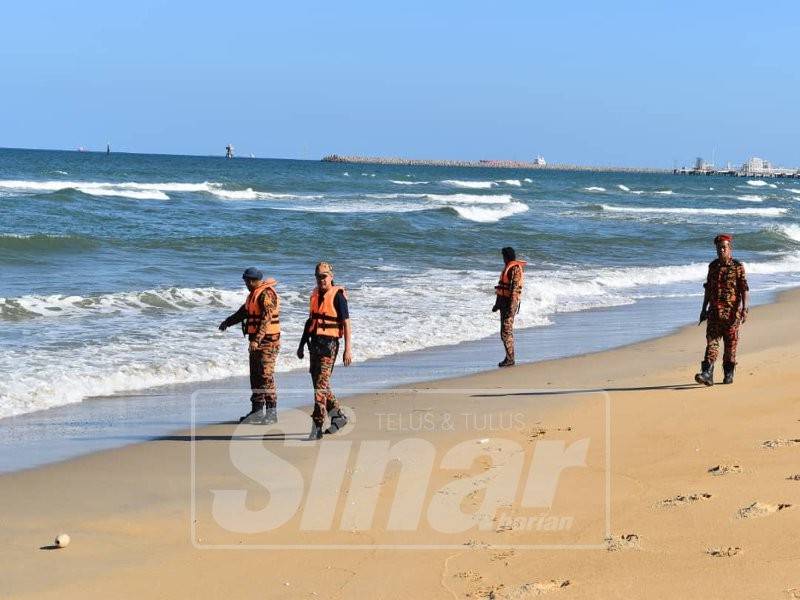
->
<box><xmin>263</xmin><ymin>406</ymin><xmax>277</xmax><ymax>425</ymax></box>
<box><xmin>239</xmin><ymin>402</ymin><xmax>264</xmax><ymax>424</ymax></box>
<box><xmin>324</xmin><ymin>408</ymin><xmax>348</xmax><ymax>434</ymax></box>
<box><xmin>722</xmin><ymin>362</ymin><xmax>735</xmax><ymax>385</ymax></box>
<box><xmin>694</xmin><ymin>361</ymin><xmax>714</xmax><ymax>386</ymax></box>
<box><xmin>498</xmin><ymin>357</ymin><xmax>515</xmax><ymax>368</ymax></box>
<box><xmin>307</xmin><ymin>423</ymin><xmax>323</xmax><ymax>441</ymax></box>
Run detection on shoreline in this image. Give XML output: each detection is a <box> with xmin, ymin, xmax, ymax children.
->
<box><xmin>2</xmin><ymin>288</ymin><xmax>799</xmax><ymax>597</ymax></box>
<box><xmin>0</xmin><ymin>285</ymin><xmax>792</xmax><ymax>474</ymax></box>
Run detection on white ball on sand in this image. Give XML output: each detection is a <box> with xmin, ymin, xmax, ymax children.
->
<box><xmin>55</xmin><ymin>533</ymin><xmax>70</xmax><ymax>548</ymax></box>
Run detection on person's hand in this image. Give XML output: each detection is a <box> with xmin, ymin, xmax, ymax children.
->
<box><xmin>698</xmin><ymin>308</ymin><xmax>707</xmax><ymax>325</ymax></box>
<box><xmin>297</xmin><ymin>345</ymin><xmax>305</xmax><ymax>360</ymax></box>
<box><xmin>343</xmin><ymin>348</ymin><xmax>352</xmax><ymax>366</ymax></box>
<box><xmin>218</xmin><ymin>321</ymin><xmax>228</xmax><ymax>331</ymax></box>
<box><xmin>248</xmin><ymin>341</ymin><xmax>259</xmax><ymax>352</ymax></box>
<box><xmin>491</xmin><ymin>302</ymin><xmax>500</xmax><ymax>313</ymax></box>
<box><xmin>739</xmin><ymin>308</ymin><xmax>748</xmax><ymax>324</ymax></box>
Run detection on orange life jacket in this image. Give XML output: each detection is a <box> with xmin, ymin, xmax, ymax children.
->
<box><xmin>309</xmin><ymin>285</ymin><xmax>346</xmax><ymax>338</ymax></box>
<box><xmin>244</xmin><ymin>279</ymin><xmax>280</xmax><ymax>338</ymax></box>
<box><xmin>495</xmin><ymin>260</ymin><xmax>526</xmax><ymax>298</ymax></box>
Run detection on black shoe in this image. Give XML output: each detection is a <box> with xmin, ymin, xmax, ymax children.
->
<box><xmin>722</xmin><ymin>362</ymin><xmax>735</xmax><ymax>385</ymax></box>
<box><xmin>239</xmin><ymin>403</ymin><xmax>265</xmax><ymax>424</ymax></box>
<box><xmin>324</xmin><ymin>408</ymin><xmax>348</xmax><ymax>434</ymax></box>
<box><xmin>498</xmin><ymin>358</ymin><xmax>515</xmax><ymax>368</ymax></box>
<box><xmin>307</xmin><ymin>424</ymin><xmax>323</xmax><ymax>441</ymax></box>
<box><xmin>694</xmin><ymin>361</ymin><xmax>714</xmax><ymax>386</ymax></box>
<box><xmin>262</xmin><ymin>406</ymin><xmax>278</xmax><ymax>425</ymax></box>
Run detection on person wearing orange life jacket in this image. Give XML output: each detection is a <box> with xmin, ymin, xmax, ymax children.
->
<box><xmin>492</xmin><ymin>246</ymin><xmax>526</xmax><ymax>367</ymax></box>
<box><xmin>218</xmin><ymin>267</ymin><xmax>281</xmax><ymax>424</ymax></box>
<box><xmin>297</xmin><ymin>262</ymin><xmax>352</xmax><ymax>440</ymax></box>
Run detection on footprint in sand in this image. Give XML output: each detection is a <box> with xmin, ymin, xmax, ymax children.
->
<box><xmin>762</xmin><ymin>438</ymin><xmax>800</xmax><ymax>449</ymax></box>
<box><xmin>605</xmin><ymin>533</ymin><xmax>639</xmax><ymax>551</ymax></box>
<box><xmin>708</xmin><ymin>464</ymin><xmax>742</xmax><ymax>476</ymax></box>
<box><xmin>658</xmin><ymin>493</ymin><xmax>712</xmax><ymax>508</ymax></box>
<box><xmin>787</xmin><ymin>474</ymin><xmax>800</xmax><ymax>481</ymax></box>
<box><xmin>786</xmin><ymin>588</ymin><xmax>800</xmax><ymax>600</ymax></box>
<box><xmin>736</xmin><ymin>502</ymin><xmax>793</xmax><ymax>519</ymax></box>
<box><xmin>485</xmin><ymin>580</ymin><xmax>571</xmax><ymax>598</ymax></box>
<box><xmin>706</xmin><ymin>546</ymin><xmax>742</xmax><ymax>557</ymax></box>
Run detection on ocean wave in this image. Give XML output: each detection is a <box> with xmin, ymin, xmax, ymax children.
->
<box><xmin>389</xmin><ymin>180</ymin><xmax>429</xmax><ymax>185</ymax></box>
<box><xmin>747</xmin><ymin>180</ymin><xmax>777</xmax><ymax>188</ymax></box>
<box><xmin>617</xmin><ymin>184</ymin><xmax>630</xmax><ymax>191</ymax></box>
<box><xmin>778</xmin><ymin>224</ymin><xmax>800</xmax><ymax>243</ymax></box>
<box><xmin>737</xmin><ymin>194</ymin><xmax>764</xmax><ymax>202</ymax></box>
<box><xmin>524</xmin><ymin>178</ymin><xmax>533</xmax><ymax>183</ymax></box>
<box><xmin>424</xmin><ymin>193</ymin><xmax>514</xmax><ymax>205</ymax></box>
<box><xmin>4</xmin><ymin>252</ymin><xmax>800</xmax><ymax>418</ymax></box>
<box><xmin>786</xmin><ymin>188</ymin><xmax>800</xmax><ymax>194</ymax></box>
<box><xmin>447</xmin><ymin>202</ymin><xmax>529</xmax><ymax>223</ymax></box>
<box><xmin>441</xmin><ymin>179</ymin><xmax>497</xmax><ymax>189</ymax></box>
<box><xmin>0</xmin><ymin>233</ymin><xmax>98</xmax><ymax>253</ymax></box>
<box><xmin>498</xmin><ymin>179</ymin><xmax>522</xmax><ymax>186</ymax></box>
<box><xmin>79</xmin><ymin>188</ymin><xmax>170</xmax><ymax>200</ymax></box>
<box><xmin>208</xmin><ymin>188</ymin><xmax>320</xmax><ymax>201</ymax></box>
<box><xmin>599</xmin><ymin>204</ymin><xmax>787</xmax><ymax>217</ymax></box>
<box><xmin>584</xmin><ymin>186</ymin><xmax>606</xmax><ymax>192</ymax></box>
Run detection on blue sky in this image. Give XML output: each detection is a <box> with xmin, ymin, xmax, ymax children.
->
<box><xmin>1</xmin><ymin>1</ymin><xmax>798</xmax><ymax>166</ymax></box>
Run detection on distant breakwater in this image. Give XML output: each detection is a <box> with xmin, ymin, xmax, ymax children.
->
<box><xmin>321</xmin><ymin>154</ymin><xmax>670</xmax><ymax>174</ymax></box>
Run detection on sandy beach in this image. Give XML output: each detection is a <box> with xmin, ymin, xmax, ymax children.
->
<box><xmin>2</xmin><ymin>289</ymin><xmax>799</xmax><ymax>599</ymax></box>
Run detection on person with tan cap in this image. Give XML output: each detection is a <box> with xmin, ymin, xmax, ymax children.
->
<box><xmin>297</xmin><ymin>262</ymin><xmax>352</xmax><ymax>440</ymax></box>
<box><xmin>219</xmin><ymin>267</ymin><xmax>281</xmax><ymax>424</ymax></box>
<box><xmin>695</xmin><ymin>234</ymin><xmax>749</xmax><ymax>386</ymax></box>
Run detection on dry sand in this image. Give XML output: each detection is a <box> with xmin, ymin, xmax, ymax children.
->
<box><xmin>2</xmin><ymin>290</ymin><xmax>799</xmax><ymax>599</ymax></box>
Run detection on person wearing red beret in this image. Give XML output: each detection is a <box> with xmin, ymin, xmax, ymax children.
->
<box><xmin>695</xmin><ymin>234</ymin><xmax>749</xmax><ymax>385</ymax></box>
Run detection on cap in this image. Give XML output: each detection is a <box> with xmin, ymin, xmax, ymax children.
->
<box><xmin>242</xmin><ymin>267</ymin><xmax>263</xmax><ymax>280</ymax></box>
<box><xmin>713</xmin><ymin>234</ymin><xmax>733</xmax><ymax>246</ymax></box>
<box><xmin>315</xmin><ymin>261</ymin><xmax>334</xmax><ymax>276</ymax></box>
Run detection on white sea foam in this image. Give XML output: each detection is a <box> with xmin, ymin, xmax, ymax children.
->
<box><xmin>343</xmin><ymin>172</ymin><xmax>350</xmax><ymax>176</ymax></box>
<box><xmin>449</xmin><ymin>202</ymin><xmax>529</xmax><ymax>223</ymax></box>
<box><xmin>617</xmin><ymin>184</ymin><xmax>630</xmax><ymax>191</ymax></box>
<box><xmin>441</xmin><ymin>179</ymin><xmax>497</xmax><ymax>189</ymax></box>
<box><xmin>498</xmin><ymin>179</ymin><xmax>522</xmax><ymax>186</ymax></box>
<box><xmin>786</xmin><ymin>188</ymin><xmax>800</xmax><ymax>194</ymax></box>
<box><xmin>5</xmin><ymin>251</ymin><xmax>800</xmax><ymax>419</ymax></box>
<box><xmin>778</xmin><ymin>224</ymin><xmax>800</xmax><ymax>243</ymax></box>
<box><xmin>524</xmin><ymin>178</ymin><xmax>533</xmax><ymax>183</ymax></box>
<box><xmin>737</xmin><ymin>194</ymin><xmax>765</xmax><ymax>202</ymax></box>
<box><xmin>600</xmin><ymin>204</ymin><xmax>787</xmax><ymax>217</ymax></box>
<box><xmin>585</xmin><ymin>186</ymin><xmax>606</xmax><ymax>192</ymax></box>
<box><xmin>424</xmin><ymin>193</ymin><xmax>514</xmax><ymax>205</ymax></box>
<box><xmin>54</xmin><ymin>170</ymin><xmax>68</xmax><ymax>175</ymax></box>
<box><xmin>747</xmin><ymin>180</ymin><xmax>777</xmax><ymax>188</ymax></box>
<box><xmin>79</xmin><ymin>188</ymin><xmax>170</xmax><ymax>200</ymax></box>
<box><xmin>389</xmin><ymin>180</ymin><xmax>429</xmax><ymax>185</ymax></box>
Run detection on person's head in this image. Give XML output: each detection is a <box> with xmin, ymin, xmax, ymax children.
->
<box><xmin>714</xmin><ymin>234</ymin><xmax>733</xmax><ymax>261</ymax></box>
<box><xmin>315</xmin><ymin>261</ymin><xmax>334</xmax><ymax>292</ymax></box>
<box><xmin>242</xmin><ymin>267</ymin><xmax>263</xmax><ymax>291</ymax></box>
<box><xmin>501</xmin><ymin>246</ymin><xmax>516</xmax><ymax>264</ymax></box>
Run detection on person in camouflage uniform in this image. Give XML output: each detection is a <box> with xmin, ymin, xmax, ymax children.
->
<box><xmin>297</xmin><ymin>262</ymin><xmax>352</xmax><ymax>440</ymax></box>
<box><xmin>695</xmin><ymin>234</ymin><xmax>749</xmax><ymax>386</ymax></box>
<box><xmin>493</xmin><ymin>247</ymin><xmax>526</xmax><ymax>367</ymax></box>
<box><xmin>219</xmin><ymin>267</ymin><xmax>281</xmax><ymax>423</ymax></box>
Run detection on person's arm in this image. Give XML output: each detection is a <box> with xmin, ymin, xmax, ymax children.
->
<box><xmin>297</xmin><ymin>318</ymin><xmax>312</xmax><ymax>359</ymax></box>
<box><xmin>219</xmin><ymin>305</ymin><xmax>246</xmax><ymax>331</ymax></box>
<box><xmin>342</xmin><ymin>319</ymin><xmax>352</xmax><ymax>366</ymax></box>
<box><xmin>738</xmin><ymin>263</ymin><xmax>749</xmax><ymax>324</ymax></box>
<box><xmin>509</xmin><ymin>265</ymin><xmax>523</xmax><ymax>312</ymax></box>
<box><xmin>699</xmin><ymin>268</ymin><xmax>711</xmax><ymax>325</ymax></box>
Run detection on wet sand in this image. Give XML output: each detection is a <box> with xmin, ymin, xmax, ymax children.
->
<box><xmin>2</xmin><ymin>290</ymin><xmax>799</xmax><ymax>599</ymax></box>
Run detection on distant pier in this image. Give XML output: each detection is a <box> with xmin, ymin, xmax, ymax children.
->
<box><xmin>321</xmin><ymin>154</ymin><xmax>670</xmax><ymax>174</ymax></box>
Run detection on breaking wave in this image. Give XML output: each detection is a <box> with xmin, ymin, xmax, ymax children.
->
<box><xmin>599</xmin><ymin>204</ymin><xmax>787</xmax><ymax>217</ymax></box>
<box><xmin>585</xmin><ymin>186</ymin><xmax>606</xmax><ymax>192</ymax></box>
<box><xmin>441</xmin><ymin>180</ymin><xmax>497</xmax><ymax>189</ymax></box>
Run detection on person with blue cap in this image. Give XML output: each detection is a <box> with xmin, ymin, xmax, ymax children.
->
<box><xmin>218</xmin><ymin>267</ymin><xmax>282</xmax><ymax>423</ymax></box>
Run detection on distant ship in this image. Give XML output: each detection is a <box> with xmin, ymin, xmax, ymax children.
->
<box><xmin>225</xmin><ymin>144</ymin><xmax>234</xmax><ymax>159</ymax></box>
<box><xmin>533</xmin><ymin>155</ymin><xmax>546</xmax><ymax>166</ymax></box>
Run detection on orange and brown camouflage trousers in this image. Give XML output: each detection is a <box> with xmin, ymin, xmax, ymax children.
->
<box><xmin>249</xmin><ymin>340</ymin><xmax>279</xmax><ymax>408</ymax></box>
<box><xmin>703</xmin><ymin>319</ymin><xmax>740</xmax><ymax>365</ymax></box>
<box><xmin>500</xmin><ymin>302</ymin><xmax>519</xmax><ymax>361</ymax></box>
<box><xmin>310</xmin><ymin>341</ymin><xmax>340</xmax><ymax>426</ymax></box>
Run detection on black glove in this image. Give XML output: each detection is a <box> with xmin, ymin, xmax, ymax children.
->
<box><xmin>297</xmin><ymin>344</ymin><xmax>305</xmax><ymax>360</ymax></box>
<box><xmin>491</xmin><ymin>302</ymin><xmax>500</xmax><ymax>313</ymax></box>
<box><xmin>698</xmin><ymin>308</ymin><xmax>707</xmax><ymax>325</ymax></box>
<box><xmin>218</xmin><ymin>320</ymin><xmax>228</xmax><ymax>331</ymax></box>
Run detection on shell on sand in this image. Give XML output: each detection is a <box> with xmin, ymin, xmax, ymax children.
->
<box><xmin>55</xmin><ymin>533</ymin><xmax>70</xmax><ymax>548</ymax></box>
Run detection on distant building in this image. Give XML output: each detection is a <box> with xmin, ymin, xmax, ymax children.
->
<box><xmin>694</xmin><ymin>157</ymin><xmax>714</xmax><ymax>172</ymax></box>
<box><xmin>533</xmin><ymin>155</ymin><xmax>546</xmax><ymax>166</ymax></box>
